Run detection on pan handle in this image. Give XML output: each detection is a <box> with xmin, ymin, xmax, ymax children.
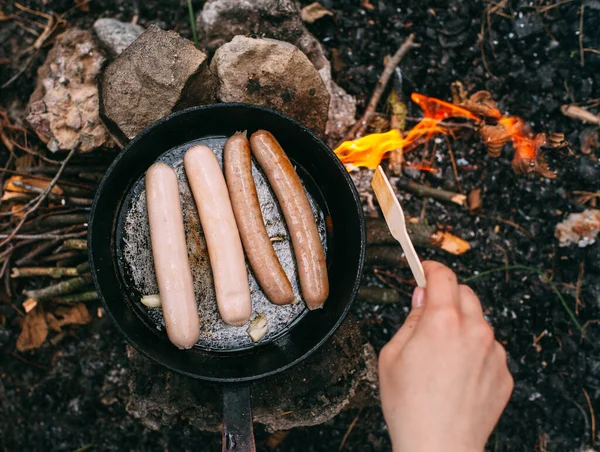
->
<box><xmin>222</xmin><ymin>383</ymin><xmax>256</xmax><ymax>452</ymax></box>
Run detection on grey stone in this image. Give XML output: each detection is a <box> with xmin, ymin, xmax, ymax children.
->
<box><xmin>27</xmin><ymin>28</ymin><xmax>113</xmax><ymax>153</ymax></box>
<box><xmin>211</xmin><ymin>36</ymin><xmax>329</xmax><ymax>135</ymax></box>
<box><xmin>93</xmin><ymin>18</ymin><xmax>145</xmax><ymax>58</ymax></box>
<box><xmin>196</xmin><ymin>0</ymin><xmax>355</xmax><ymax>143</ymax></box>
<box><xmin>100</xmin><ymin>25</ymin><xmax>216</xmax><ymax>141</ymax></box>
<box><xmin>125</xmin><ymin>317</ymin><xmax>379</xmax><ymax>432</ymax></box>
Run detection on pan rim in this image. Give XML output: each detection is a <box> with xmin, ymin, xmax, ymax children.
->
<box><xmin>89</xmin><ymin>102</ymin><xmax>366</xmax><ymax>383</ymax></box>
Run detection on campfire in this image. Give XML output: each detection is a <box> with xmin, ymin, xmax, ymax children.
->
<box><xmin>334</xmin><ymin>91</ymin><xmax>555</xmax><ymax>178</ymax></box>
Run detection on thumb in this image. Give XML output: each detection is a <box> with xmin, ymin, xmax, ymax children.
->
<box><xmin>388</xmin><ymin>287</ymin><xmax>426</xmax><ymax>350</ymax></box>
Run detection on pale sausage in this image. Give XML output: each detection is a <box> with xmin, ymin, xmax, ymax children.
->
<box><xmin>224</xmin><ymin>132</ymin><xmax>295</xmax><ymax>305</ymax></box>
<box><xmin>249</xmin><ymin>130</ymin><xmax>328</xmax><ymax>309</ymax></box>
<box><xmin>146</xmin><ymin>163</ymin><xmax>200</xmax><ymax>349</ymax></box>
<box><xmin>184</xmin><ymin>145</ymin><xmax>252</xmax><ymax>326</ymax></box>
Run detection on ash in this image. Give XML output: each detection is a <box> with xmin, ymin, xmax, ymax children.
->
<box><xmin>120</xmin><ymin>136</ymin><xmax>327</xmax><ymax>350</ymax></box>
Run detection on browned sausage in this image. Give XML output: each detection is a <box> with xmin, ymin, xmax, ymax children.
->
<box><xmin>224</xmin><ymin>132</ymin><xmax>295</xmax><ymax>305</ymax></box>
<box><xmin>249</xmin><ymin>130</ymin><xmax>328</xmax><ymax>309</ymax></box>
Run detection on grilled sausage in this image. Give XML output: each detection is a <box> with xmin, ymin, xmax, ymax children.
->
<box><xmin>249</xmin><ymin>130</ymin><xmax>328</xmax><ymax>309</ymax></box>
<box><xmin>145</xmin><ymin>163</ymin><xmax>200</xmax><ymax>349</ymax></box>
<box><xmin>224</xmin><ymin>132</ymin><xmax>295</xmax><ymax>305</ymax></box>
<box><xmin>184</xmin><ymin>145</ymin><xmax>252</xmax><ymax>326</ymax></box>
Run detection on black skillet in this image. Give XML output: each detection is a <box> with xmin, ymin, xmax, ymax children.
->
<box><xmin>88</xmin><ymin>103</ymin><xmax>366</xmax><ymax>451</ymax></box>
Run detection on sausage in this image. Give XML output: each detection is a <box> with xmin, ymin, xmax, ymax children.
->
<box><xmin>249</xmin><ymin>130</ymin><xmax>328</xmax><ymax>309</ymax></box>
<box><xmin>184</xmin><ymin>145</ymin><xmax>252</xmax><ymax>326</ymax></box>
<box><xmin>145</xmin><ymin>163</ymin><xmax>200</xmax><ymax>349</ymax></box>
<box><xmin>224</xmin><ymin>132</ymin><xmax>295</xmax><ymax>305</ymax></box>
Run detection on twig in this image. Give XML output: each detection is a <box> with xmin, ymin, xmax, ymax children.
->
<box><xmin>584</xmin><ymin>48</ymin><xmax>600</xmax><ymax>55</ymax></box>
<box><xmin>358</xmin><ymin>287</ymin><xmax>402</xmax><ymax>304</ymax></box>
<box><xmin>444</xmin><ymin>135</ymin><xmax>462</xmax><ymax>193</ymax></box>
<box><xmin>579</xmin><ymin>4</ymin><xmax>585</xmax><ymax>67</ymax></box>
<box><xmin>76</xmin><ymin>261</ymin><xmax>90</xmax><ymax>274</ymax></box>
<box><xmin>582</xmin><ymin>387</ymin><xmax>596</xmax><ymax>449</ymax></box>
<box><xmin>0</xmin><ymin>147</ymin><xmax>76</xmax><ymax>249</ymax></box>
<box><xmin>338</xmin><ymin>410</ymin><xmax>362</xmax><ymax>451</ymax></box>
<box><xmin>51</xmin><ymin>291</ymin><xmax>98</xmax><ymax>304</ymax></box>
<box><xmin>11</xmin><ymin>180</ymin><xmax>93</xmax><ymax>206</ymax></box>
<box><xmin>491</xmin><ymin>242</ymin><xmax>510</xmax><ymax>283</ymax></box>
<box><xmin>11</xmin><ymin>266</ymin><xmax>79</xmax><ymax>278</ymax></box>
<box><xmin>537</xmin><ymin>0</ymin><xmax>574</xmax><ymax>13</ymax></box>
<box><xmin>480</xmin><ymin>214</ymin><xmax>533</xmax><ymax>238</ymax></box>
<box><xmin>15</xmin><ymin>239</ymin><xmax>59</xmax><ymax>265</ymax></box>
<box><xmin>23</xmin><ymin>274</ymin><xmax>93</xmax><ymax>301</ymax></box>
<box><xmin>39</xmin><ymin>250</ymin><xmax>82</xmax><ymax>263</ymax></box>
<box><xmin>338</xmin><ymin>34</ymin><xmax>418</xmax><ymax>145</ymax></box>
<box><xmin>63</xmin><ymin>239</ymin><xmax>87</xmax><ymax>250</ymax></box>
<box><xmin>398</xmin><ymin>179</ymin><xmax>467</xmax><ymax>206</ymax></box>
<box><xmin>0</xmin><ymin>230</ymin><xmax>86</xmax><ymax>240</ymax></box>
<box><xmin>8</xmin><ymin>350</ymin><xmax>50</xmax><ymax>370</ymax></box>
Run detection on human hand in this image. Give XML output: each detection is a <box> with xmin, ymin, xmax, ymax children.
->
<box><xmin>378</xmin><ymin>261</ymin><xmax>513</xmax><ymax>452</ymax></box>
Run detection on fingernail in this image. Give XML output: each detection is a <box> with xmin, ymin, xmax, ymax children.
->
<box><xmin>412</xmin><ymin>287</ymin><xmax>424</xmax><ymax>308</ymax></box>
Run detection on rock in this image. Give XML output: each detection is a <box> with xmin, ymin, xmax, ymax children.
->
<box><xmin>93</xmin><ymin>18</ymin><xmax>145</xmax><ymax>58</ymax></box>
<box><xmin>125</xmin><ymin>317</ymin><xmax>378</xmax><ymax>432</ymax></box>
<box><xmin>101</xmin><ymin>25</ymin><xmax>216</xmax><ymax>142</ymax></box>
<box><xmin>26</xmin><ymin>29</ymin><xmax>113</xmax><ymax>153</ymax></box>
<box><xmin>211</xmin><ymin>36</ymin><xmax>329</xmax><ymax>134</ymax></box>
<box><xmin>196</xmin><ymin>0</ymin><xmax>356</xmax><ymax>143</ymax></box>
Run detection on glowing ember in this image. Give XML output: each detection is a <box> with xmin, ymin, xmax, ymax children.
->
<box><xmin>334</xmin><ymin>92</ymin><xmax>549</xmax><ymax>176</ymax></box>
<box><xmin>334</xmin><ymin>93</ymin><xmax>477</xmax><ymax>169</ymax></box>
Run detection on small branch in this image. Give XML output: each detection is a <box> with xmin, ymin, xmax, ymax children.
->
<box><xmin>338</xmin><ymin>34</ymin><xmax>419</xmax><ymax>145</ymax></box>
<box><xmin>11</xmin><ymin>180</ymin><xmax>93</xmax><ymax>206</ymax></box>
<box><xmin>397</xmin><ymin>180</ymin><xmax>467</xmax><ymax>206</ymax></box>
<box><xmin>23</xmin><ymin>274</ymin><xmax>93</xmax><ymax>301</ymax></box>
<box><xmin>11</xmin><ymin>266</ymin><xmax>79</xmax><ymax>278</ymax></box>
<box><xmin>0</xmin><ymin>229</ymin><xmax>86</xmax><ymax>240</ymax></box>
<box><xmin>358</xmin><ymin>287</ymin><xmax>402</xmax><ymax>304</ymax></box>
<box><xmin>366</xmin><ymin>246</ymin><xmax>407</xmax><ymax>267</ymax></box>
<box><xmin>63</xmin><ymin>239</ymin><xmax>87</xmax><ymax>250</ymax></box>
<box><xmin>76</xmin><ymin>261</ymin><xmax>90</xmax><ymax>274</ymax></box>
<box><xmin>0</xmin><ymin>147</ymin><xmax>77</xmax><ymax>249</ymax></box>
<box><xmin>39</xmin><ymin>250</ymin><xmax>83</xmax><ymax>263</ymax></box>
<box><xmin>15</xmin><ymin>239</ymin><xmax>60</xmax><ymax>265</ymax></box>
<box><xmin>51</xmin><ymin>290</ymin><xmax>98</xmax><ymax>303</ymax></box>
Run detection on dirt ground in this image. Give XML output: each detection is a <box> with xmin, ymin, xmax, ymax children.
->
<box><xmin>1</xmin><ymin>0</ymin><xmax>600</xmax><ymax>451</ymax></box>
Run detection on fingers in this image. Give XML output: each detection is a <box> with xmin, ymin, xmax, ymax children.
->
<box><xmin>422</xmin><ymin>261</ymin><xmax>460</xmax><ymax>311</ymax></box>
<box><xmin>385</xmin><ymin>287</ymin><xmax>426</xmax><ymax>351</ymax></box>
<box><xmin>458</xmin><ymin>284</ymin><xmax>484</xmax><ymax>317</ymax></box>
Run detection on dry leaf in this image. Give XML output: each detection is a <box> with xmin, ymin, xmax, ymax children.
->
<box><xmin>16</xmin><ymin>306</ymin><xmax>49</xmax><ymax>352</ymax></box>
<box><xmin>55</xmin><ymin>303</ymin><xmax>92</xmax><ymax>327</ymax></box>
<box><xmin>468</xmin><ymin>188</ymin><xmax>483</xmax><ymax>215</ymax></box>
<box><xmin>362</xmin><ymin>0</ymin><xmax>376</xmax><ymax>10</ymax></box>
<box><xmin>301</xmin><ymin>2</ymin><xmax>333</xmax><ymax>23</ymax></box>
<box><xmin>45</xmin><ymin>312</ymin><xmax>62</xmax><ymax>332</ymax></box>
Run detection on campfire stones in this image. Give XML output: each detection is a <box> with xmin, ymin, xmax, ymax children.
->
<box><xmin>211</xmin><ymin>36</ymin><xmax>329</xmax><ymax>135</ymax></box>
<box><xmin>196</xmin><ymin>0</ymin><xmax>355</xmax><ymax>142</ymax></box>
<box><xmin>93</xmin><ymin>18</ymin><xmax>145</xmax><ymax>58</ymax></box>
<box><xmin>101</xmin><ymin>25</ymin><xmax>216</xmax><ymax>141</ymax></box>
<box><xmin>26</xmin><ymin>29</ymin><xmax>112</xmax><ymax>153</ymax></box>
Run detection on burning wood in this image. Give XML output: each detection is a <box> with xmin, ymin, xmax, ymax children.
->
<box><xmin>334</xmin><ymin>88</ymin><xmax>558</xmax><ymax>178</ymax></box>
<box><xmin>397</xmin><ymin>180</ymin><xmax>467</xmax><ymax>206</ymax></box>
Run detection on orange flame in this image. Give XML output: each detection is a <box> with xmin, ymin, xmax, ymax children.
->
<box><xmin>334</xmin><ymin>93</ymin><xmax>479</xmax><ymax>169</ymax></box>
<box><xmin>497</xmin><ymin>117</ymin><xmax>546</xmax><ymax>165</ymax></box>
<box><xmin>334</xmin><ymin>93</ymin><xmax>546</xmax><ymax>173</ymax></box>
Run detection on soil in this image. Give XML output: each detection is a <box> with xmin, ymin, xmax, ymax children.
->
<box><xmin>1</xmin><ymin>0</ymin><xmax>600</xmax><ymax>451</ymax></box>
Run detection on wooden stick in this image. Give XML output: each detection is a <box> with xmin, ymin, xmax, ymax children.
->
<box><xmin>397</xmin><ymin>180</ymin><xmax>467</xmax><ymax>206</ymax></box>
<box><xmin>358</xmin><ymin>287</ymin><xmax>402</xmax><ymax>304</ymax></box>
<box><xmin>51</xmin><ymin>290</ymin><xmax>98</xmax><ymax>303</ymax></box>
<box><xmin>11</xmin><ymin>180</ymin><xmax>93</xmax><ymax>206</ymax></box>
<box><xmin>76</xmin><ymin>261</ymin><xmax>90</xmax><ymax>274</ymax></box>
<box><xmin>23</xmin><ymin>274</ymin><xmax>93</xmax><ymax>301</ymax></box>
<box><xmin>337</xmin><ymin>34</ymin><xmax>419</xmax><ymax>146</ymax></box>
<box><xmin>63</xmin><ymin>239</ymin><xmax>87</xmax><ymax>250</ymax></box>
<box><xmin>21</xmin><ymin>214</ymin><xmax>89</xmax><ymax>231</ymax></box>
<box><xmin>14</xmin><ymin>239</ymin><xmax>59</xmax><ymax>265</ymax></box>
<box><xmin>11</xmin><ymin>266</ymin><xmax>79</xmax><ymax>278</ymax></box>
<box><xmin>366</xmin><ymin>246</ymin><xmax>407</xmax><ymax>267</ymax></box>
<box><xmin>366</xmin><ymin>218</ymin><xmax>470</xmax><ymax>255</ymax></box>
